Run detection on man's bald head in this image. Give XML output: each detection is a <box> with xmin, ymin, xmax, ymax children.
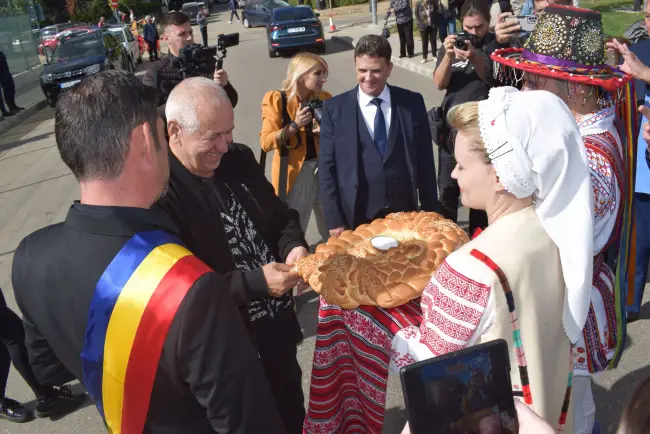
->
<box><xmin>165</xmin><ymin>77</ymin><xmax>231</xmax><ymax>134</ymax></box>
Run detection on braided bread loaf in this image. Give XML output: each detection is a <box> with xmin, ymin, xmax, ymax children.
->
<box><xmin>295</xmin><ymin>212</ymin><xmax>469</xmax><ymax>309</ymax></box>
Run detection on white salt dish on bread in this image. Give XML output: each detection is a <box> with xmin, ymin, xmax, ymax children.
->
<box><xmin>371</xmin><ymin>236</ymin><xmax>399</xmax><ymax>252</ymax></box>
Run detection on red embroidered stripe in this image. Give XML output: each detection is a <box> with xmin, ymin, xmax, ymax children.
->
<box><xmin>305</xmin><ymin>300</ymin><xmax>421</xmax><ymax>433</ymax></box>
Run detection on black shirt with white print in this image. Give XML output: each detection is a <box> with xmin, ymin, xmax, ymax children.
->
<box><xmin>215</xmin><ymin>181</ymin><xmax>294</xmax><ymax>323</ymax></box>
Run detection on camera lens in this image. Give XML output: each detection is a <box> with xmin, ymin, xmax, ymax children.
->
<box><xmin>313</xmin><ymin>107</ymin><xmax>322</xmax><ymax>124</ymax></box>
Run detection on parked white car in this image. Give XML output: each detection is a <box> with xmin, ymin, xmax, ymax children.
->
<box><xmin>105</xmin><ymin>24</ymin><xmax>142</xmax><ymax>70</ymax></box>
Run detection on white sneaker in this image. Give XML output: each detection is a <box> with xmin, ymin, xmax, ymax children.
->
<box><xmin>228</xmin><ymin>20</ymin><xmax>232</xmax><ymax>23</ymax></box>
<box><xmin>421</xmin><ymin>59</ymin><xmax>427</xmax><ymax>63</ymax></box>
<box><xmin>237</xmin><ymin>19</ymin><xmax>240</xmax><ymax>22</ymax></box>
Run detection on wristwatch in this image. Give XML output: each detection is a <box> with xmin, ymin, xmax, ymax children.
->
<box><xmin>289</xmin><ymin>121</ymin><xmax>300</xmax><ymax>131</ymax></box>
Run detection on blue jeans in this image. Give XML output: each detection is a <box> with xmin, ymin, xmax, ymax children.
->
<box><xmin>628</xmin><ymin>193</ymin><xmax>650</xmax><ymax>313</ymax></box>
<box><xmin>435</xmin><ymin>13</ymin><xmax>457</xmax><ymax>42</ymax></box>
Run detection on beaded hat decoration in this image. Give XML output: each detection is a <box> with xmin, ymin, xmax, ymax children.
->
<box><xmin>491</xmin><ymin>5</ymin><xmax>631</xmax><ymax>92</ymax></box>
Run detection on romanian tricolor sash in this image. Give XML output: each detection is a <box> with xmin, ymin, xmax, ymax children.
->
<box><xmin>81</xmin><ymin>230</ymin><xmax>211</xmax><ymax>433</ymax></box>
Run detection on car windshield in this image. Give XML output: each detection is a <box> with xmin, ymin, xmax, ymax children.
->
<box><xmin>182</xmin><ymin>5</ymin><xmax>200</xmax><ymax>14</ymax></box>
<box><xmin>109</xmin><ymin>30</ymin><xmax>125</xmax><ymax>42</ymax></box>
<box><xmin>268</xmin><ymin>0</ymin><xmax>290</xmax><ymax>7</ymax></box>
<box><xmin>51</xmin><ymin>37</ymin><xmax>102</xmax><ymax>62</ymax></box>
<box><xmin>273</xmin><ymin>7</ymin><xmax>314</xmax><ymax>21</ymax></box>
<box><xmin>41</xmin><ymin>28</ymin><xmax>58</xmax><ymax>39</ymax></box>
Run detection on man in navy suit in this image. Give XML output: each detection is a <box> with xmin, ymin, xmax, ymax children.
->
<box><xmin>319</xmin><ymin>35</ymin><xmax>439</xmax><ymax>237</ymax></box>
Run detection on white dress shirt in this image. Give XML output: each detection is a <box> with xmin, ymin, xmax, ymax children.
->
<box><xmin>357</xmin><ymin>85</ymin><xmax>391</xmax><ymax>141</ymax></box>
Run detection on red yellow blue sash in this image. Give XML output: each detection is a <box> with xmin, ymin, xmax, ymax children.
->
<box><xmin>80</xmin><ymin>230</ymin><xmax>211</xmax><ymax>433</ymax></box>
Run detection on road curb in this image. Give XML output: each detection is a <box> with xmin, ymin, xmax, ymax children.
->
<box><xmin>0</xmin><ymin>98</ymin><xmax>48</xmax><ymax>137</ymax></box>
<box><xmin>331</xmin><ymin>34</ymin><xmax>433</xmax><ymax>79</ymax></box>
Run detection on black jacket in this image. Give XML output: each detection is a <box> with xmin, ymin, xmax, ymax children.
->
<box><xmin>143</xmin><ymin>55</ymin><xmax>239</xmax><ymax>111</ymax></box>
<box><xmin>154</xmin><ymin>144</ymin><xmax>307</xmax><ymax>353</ymax></box>
<box><xmin>11</xmin><ymin>204</ymin><xmax>285</xmax><ymax>434</ymax></box>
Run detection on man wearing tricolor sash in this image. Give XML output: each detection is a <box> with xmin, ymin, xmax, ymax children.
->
<box><xmin>11</xmin><ymin>71</ymin><xmax>286</xmax><ymax>433</ymax></box>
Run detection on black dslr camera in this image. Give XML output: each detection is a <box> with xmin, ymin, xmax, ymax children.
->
<box><xmin>302</xmin><ymin>98</ymin><xmax>324</xmax><ymax>124</ymax></box>
<box><xmin>454</xmin><ymin>31</ymin><xmax>477</xmax><ymax>50</ymax></box>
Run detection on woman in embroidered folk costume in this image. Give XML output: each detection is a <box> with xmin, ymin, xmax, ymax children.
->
<box><xmin>391</xmin><ymin>86</ymin><xmax>594</xmax><ymax>433</ymax></box>
<box><xmin>490</xmin><ymin>6</ymin><xmax>637</xmax><ymax>433</ymax></box>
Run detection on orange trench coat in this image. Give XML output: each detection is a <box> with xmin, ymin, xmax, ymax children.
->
<box><xmin>260</xmin><ymin>89</ymin><xmax>332</xmax><ymax>197</ymax></box>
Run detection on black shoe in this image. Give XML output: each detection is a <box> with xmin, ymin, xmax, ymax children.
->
<box><xmin>0</xmin><ymin>398</ymin><xmax>32</xmax><ymax>423</ymax></box>
<box><xmin>34</xmin><ymin>386</ymin><xmax>86</xmax><ymax>418</ymax></box>
<box><xmin>399</xmin><ymin>54</ymin><xmax>406</xmax><ymax>58</ymax></box>
<box><xmin>627</xmin><ymin>311</ymin><xmax>640</xmax><ymax>323</ymax></box>
<box><xmin>1</xmin><ymin>110</ymin><xmax>13</xmax><ymax>117</ymax></box>
<box><xmin>10</xmin><ymin>105</ymin><xmax>24</xmax><ymax>112</ymax></box>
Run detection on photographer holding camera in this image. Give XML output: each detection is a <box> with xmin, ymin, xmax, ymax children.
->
<box><xmin>260</xmin><ymin>53</ymin><xmax>331</xmax><ymax>243</ymax></box>
<box><xmin>143</xmin><ymin>12</ymin><xmax>239</xmax><ymax>114</ymax></box>
<box><xmin>432</xmin><ymin>0</ymin><xmax>494</xmax><ymax>234</ymax></box>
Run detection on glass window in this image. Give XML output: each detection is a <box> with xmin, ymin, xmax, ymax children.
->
<box><xmin>105</xmin><ymin>34</ymin><xmax>120</xmax><ymax>49</ymax></box>
<box><xmin>273</xmin><ymin>6</ymin><xmax>314</xmax><ymax>21</ymax></box>
<box><xmin>51</xmin><ymin>37</ymin><xmax>102</xmax><ymax>62</ymax></box>
<box><xmin>109</xmin><ymin>30</ymin><xmax>126</xmax><ymax>43</ymax></box>
<box><xmin>41</xmin><ymin>28</ymin><xmax>58</xmax><ymax>39</ymax></box>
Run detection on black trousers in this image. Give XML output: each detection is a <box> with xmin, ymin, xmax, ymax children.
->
<box><xmin>397</xmin><ymin>20</ymin><xmax>414</xmax><ymax>57</ymax></box>
<box><xmin>0</xmin><ymin>52</ymin><xmax>16</xmax><ymax>112</ymax></box>
<box><xmin>200</xmin><ymin>26</ymin><xmax>208</xmax><ymax>47</ymax></box>
<box><xmin>438</xmin><ymin>145</ymin><xmax>488</xmax><ymax>235</ymax></box>
<box><xmin>419</xmin><ymin>25</ymin><xmax>436</xmax><ymax>60</ymax></box>
<box><xmin>0</xmin><ymin>291</ymin><xmax>48</xmax><ymax>399</ymax></box>
<box><xmin>145</xmin><ymin>40</ymin><xmax>158</xmax><ymax>61</ymax></box>
<box><xmin>260</xmin><ymin>344</ymin><xmax>305</xmax><ymax>434</ymax></box>
<box><xmin>230</xmin><ymin>9</ymin><xmax>240</xmax><ymax>21</ymax></box>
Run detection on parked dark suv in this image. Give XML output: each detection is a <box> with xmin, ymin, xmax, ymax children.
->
<box><xmin>40</xmin><ymin>30</ymin><xmax>128</xmax><ymax>107</ymax></box>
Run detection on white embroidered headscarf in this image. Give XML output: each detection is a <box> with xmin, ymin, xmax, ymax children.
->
<box><xmin>478</xmin><ymin>86</ymin><xmax>594</xmax><ymax>344</ymax></box>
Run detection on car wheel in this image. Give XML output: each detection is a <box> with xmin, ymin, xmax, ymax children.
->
<box><xmin>243</xmin><ymin>17</ymin><xmax>250</xmax><ymax>28</ymax></box>
<box><xmin>318</xmin><ymin>44</ymin><xmax>326</xmax><ymax>54</ymax></box>
<box><xmin>268</xmin><ymin>47</ymin><xmax>277</xmax><ymax>58</ymax></box>
<box><xmin>46</xmin><ymin>97</ymin><xmax>56</xmax><ymax>108</ymax></box>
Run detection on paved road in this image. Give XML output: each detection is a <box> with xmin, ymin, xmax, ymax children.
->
<box><xmin>0</xmin><ymin>7</ymin><xmax>648</xmax><ymax>434</ymax></box>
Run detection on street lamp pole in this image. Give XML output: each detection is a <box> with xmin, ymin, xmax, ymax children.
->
<box><xmin>370</xmin><ymin>0</ymin><xmax>377</xmax><ymax>24</ymax></box>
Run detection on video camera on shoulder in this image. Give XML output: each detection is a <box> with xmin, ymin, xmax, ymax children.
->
<box><xmin>175</xmin><ymin>33</ymin><xmax>240</xmax><ymax>78</ymax></box>
<box><xmin>454</xmin><ymin>31</ymin><xmax>478</xmax><ymax>50</ymax></box>
<box><xmin>301</xmin><ymin>98</ymin><xmax>324</xmax><ymax>124</ymax></box>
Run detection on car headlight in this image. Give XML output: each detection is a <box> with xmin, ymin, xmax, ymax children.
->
<box><xmin>84</xmin><ymin>64</ymin><xmax>100</xmax><ymax>75</ymax></box>
<box><xmin>42</xmin><ymin>74</ymin><xmax>53</xmax><ymax>83</ymax></box>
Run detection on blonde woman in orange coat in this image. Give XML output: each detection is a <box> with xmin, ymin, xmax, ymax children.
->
<box><xmin>261</xmin><ymin>53</ymin><xmax>332</xmax><ymax>242</ymax></box>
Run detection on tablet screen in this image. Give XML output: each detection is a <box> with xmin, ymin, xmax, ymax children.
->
<box><xmin>400</xmin><ymin>340</ymin><xmax>517</xmax><ymax>434</ymax></box>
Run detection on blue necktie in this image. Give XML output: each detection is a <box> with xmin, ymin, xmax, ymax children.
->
<box><xmin>371</xmin><ymin>97</ymin><xmax>387</xmax><ymax>157</ymax></box>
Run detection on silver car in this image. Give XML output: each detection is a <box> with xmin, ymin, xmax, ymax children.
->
<box><xmin>105</xmin><ymin>25</ymin><xmax>142</xmax><ymax>72</ymax></box>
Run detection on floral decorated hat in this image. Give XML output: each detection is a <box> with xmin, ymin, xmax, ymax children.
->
<box><xmin>491</xmin><ymin>5</ymin><xmax>631</xmax><ymax>92</ymax></box>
